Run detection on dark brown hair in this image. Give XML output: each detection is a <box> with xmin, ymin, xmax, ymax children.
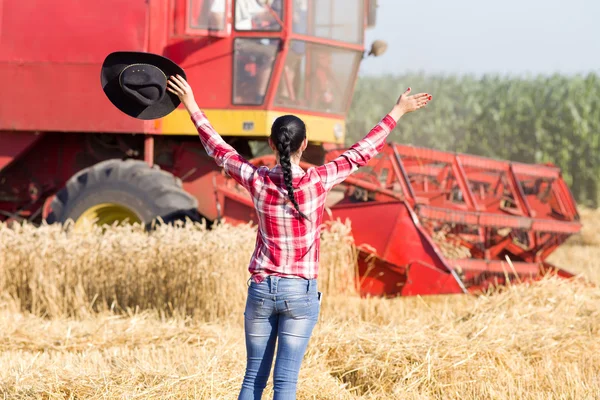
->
<box><xmin>270</xmin><ymin>115</ymin><xmax>309</xmax><ymax>220</ymax></box>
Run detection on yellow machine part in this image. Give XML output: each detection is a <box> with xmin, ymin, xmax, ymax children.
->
<box><xmin>159</xmin><ymin>109</ymin><xmax>346</xmax><ymax>145</ymax></box>
<box><xmin>75</xmin><ymin>203</ymin><xmax>142</xmax><ymax>228</ymax></box>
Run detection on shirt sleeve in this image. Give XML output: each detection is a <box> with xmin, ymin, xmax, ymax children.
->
<box><xmin>191</xmin><ymin>111</ymin><xmax>258</xmax><ymax>191</ymax></box>
<box><xmin>314</xmin><ymin>114</ymin><xmax>397</xmax><ymax>192</ymax></box>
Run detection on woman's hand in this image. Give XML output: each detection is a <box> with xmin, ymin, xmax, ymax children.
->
<box><xmin>389</xmin><ymin>88</ymin><xmax>432</xmax><ymax>121</ymax></box>
<box><xmin>167</xmin><ymin>75</ymin><xmax>200</xmax><ymax>115</ymax></box>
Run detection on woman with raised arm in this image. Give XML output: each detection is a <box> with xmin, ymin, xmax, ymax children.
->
<box><xmin>167</xmin><ymin>75</ymin><xmax>431</xmax><ymax>400</ymax></box>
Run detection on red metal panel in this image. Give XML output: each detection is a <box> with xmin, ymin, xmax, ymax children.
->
<box><xmin>163</xmin><ymin>36</ymin><xmax>234</xmax><ymax>111</ymax></box>
<box><xmin>327</xmin><ymin>201</ymin><xmax>466</xmax><ymax>296</ymax></box>
<box><xmin>403</xmin><ymin>164</ymin><xmax>444</xmax><ymax>176</ymax></box>
<box><xmin>148</xmin><ymin>0</ymin><xmax>169</xmax><ymax>53</ymax></box>
<box><xmin>0</xmin><ymin>0</ymin><xmax>149</xmax><ymax>133</ymax></box>
<box><xmin>174</xmin><ymin>145</ymin><xmax>224</xmax><ymax>221</ymax></box>
<box><xmin>457</xmin><ymin>154</ymin><xmax>510</xmax><ymax>172</ymax></box>
<box><xmin>512</xmin><ymin>163</ymin><xmax>560</xmax><ymax>179</ymax></box>
<box><xmin>329</xmin><ymin>201</ymin><xmax>403</xmax><ymax>258</ymax></box>
<box><xmin>0</xmin><ymin>132</ymin><xmax>93</xmax><ymax>221</ymax></box>
<box><xmin>0</xmin><ymin>132</ymin><xmax>42</xmax><ymax>172</ymax></box>
<box><xmin>532</xmin><ymin>219</ymin><xmax>581</xmax><ymax>233</ymax></box>
<box><xmin>356</xmin><ymin>252</ymin><xmax>408</xmax><ymax>297</ymax></box>
<box><xmin>0</xmin><ymin>63</ymin><xmax>146</xmax><ymax>133</ymax></box>
<box><xmin>0</xmin><ymin>0</ymin><xmax>148</xmax><ymax>64</ymax></box>
<box><xmin>447</xmin><ymin>259</ymin><xmax>540</xmax><ymax>274</ymax></box>
<box><xmin>394</xmin><ymin>145</ymin><xmax>456</xmax><ymax>164</ymax></box>
<box><xmin>417</xmin><ymin>205</ymin><xmax>581</xmax><ymax>233</ymax></box>
<box><xmin>355</xmin><ymin>253</ymin><xmax>464</xmax><ymax>297</ymax></box>
<box><xmin>402</xmin><ymin>261</ymin><xmax>465</xmax><ymax>296</ymax></box>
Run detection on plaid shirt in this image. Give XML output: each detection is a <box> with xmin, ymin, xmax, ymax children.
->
<box><xmin>191</xmin><ymin>111</ymin><xmax>397</xmax><ymax>282</ymax></box>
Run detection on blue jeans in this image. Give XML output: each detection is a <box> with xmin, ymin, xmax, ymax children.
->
<box><xmin>238</xmin><ymin>276</ymin><xmax>321</xmax><ymax>400</ymax></box>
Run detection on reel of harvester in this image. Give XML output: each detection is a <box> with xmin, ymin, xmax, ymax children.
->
<box><xmin>315</xmin><ymin>143</ymin><xmax>582</xmax><ymax>297</ymax></box>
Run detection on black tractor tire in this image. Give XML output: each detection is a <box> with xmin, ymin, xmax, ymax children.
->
<box><xmin>46</xmin><ymin>159</ymin><xmax>202</xmax><ymax>229</ymax></box>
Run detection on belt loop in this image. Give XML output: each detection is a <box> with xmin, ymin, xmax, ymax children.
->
<box><xmin>270</xmin><ymin>276</ymin><xmax>278</xmax><ymax>294</ymax></box>
<box><xmin>307</xmin><ymin>279</ymin><xmax>312</xmax><ymax>293</ymax></box>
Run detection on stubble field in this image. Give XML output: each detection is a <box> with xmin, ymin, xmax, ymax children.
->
<box><xmin>0</xmin><ymin>211</ymin><xmax>599</xmax><ymax>399</ymax></box>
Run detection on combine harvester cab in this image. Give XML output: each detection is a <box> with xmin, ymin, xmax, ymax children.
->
<box><xmin>316</xmin><ymin>143</ymin><xmax>582</xmax><ymax>297</ymax></box>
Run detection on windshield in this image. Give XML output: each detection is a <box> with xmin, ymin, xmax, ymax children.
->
<box><xmin>233</xmin><ymin>38</ymin><xmax>280</xmax><ymax>105</ymax></box>
<box><xmin>293</xmin><ymin>0</ymin><xmax>364</xmax><ymax>45</ymax></box>
<box><xmin>274</xmin><ymin>41</ymin><xmax>361</xmax><ymax>114</ymax></box>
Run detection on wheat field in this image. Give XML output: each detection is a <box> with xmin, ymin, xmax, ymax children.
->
<box><xmin>0</xmin><ymin>211</ymin><xmax>599</xmax><ymax>399</ymax></box>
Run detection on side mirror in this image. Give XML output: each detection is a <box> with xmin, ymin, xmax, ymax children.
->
<box><xmin>367</xmin><ymin>40</ymin><xmax>388</xmax><ymax>57</ymax></box>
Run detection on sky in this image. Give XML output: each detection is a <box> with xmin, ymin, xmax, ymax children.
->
<box><xmin>361</xmin><ymin>0</ymin><xmax>600</xmax><ymax>77</ymax></box>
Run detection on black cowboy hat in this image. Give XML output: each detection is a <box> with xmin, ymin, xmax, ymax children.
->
<box><xmin>101</xmin><ymin>51</ymin><xmax>186</xmax><ymax>120</ymax></box>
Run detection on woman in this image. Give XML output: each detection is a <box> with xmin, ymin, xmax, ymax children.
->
<box><xmin>167</xmin><ymin>75</ymin><xmax>431</xmax><ymax>399</ymax></box>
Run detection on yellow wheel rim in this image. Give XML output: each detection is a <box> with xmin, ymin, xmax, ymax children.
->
<box><xmin>75</xmin><ymin>203</ymin><xmax>142</xmax><ymax>228</ymax></box>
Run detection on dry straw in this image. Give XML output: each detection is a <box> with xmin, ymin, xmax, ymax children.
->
<box><xmin>0</xmin><ymin>275</ymin><xmax>598</xmax><ymax>399</ymax></box>
<box><xmin>0</xmin><ymin>212</ymin><xmax>599</xmax><ymax>399</ymax></box>
<box><xmin>0</xmin><ymin>219</ymin><xmax>358</xmax><ymax>319</ymax></box>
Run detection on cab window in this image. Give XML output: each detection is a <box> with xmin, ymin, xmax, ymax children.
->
<box><xmin>235</xmin><ymin>0</ymin><xmax>283</xmax><ymax>31</ymax></box>
<box><xmin>275</xmin><ymin>41</ymin><xmax>361</xmax><ymax>114</ymax></box>
<box><xmin>189</xmin><ymin>0</ymin><xmax>227</xmax><ymax>31</ymax></box>
<box><xmin>294</xmin><ymin>0</ymin><xmax>364</xmax><ymax>44</ymax></box>
<box><xmin>233</xmin><ymin>38</ymin><xmax>280</xmax><ymax>105</ymax></box>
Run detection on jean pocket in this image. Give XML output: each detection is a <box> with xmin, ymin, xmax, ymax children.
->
<box><xmin>284</xmin><ymin>296</ymin><xmax>316</xmax><ymax>320</ymax></box>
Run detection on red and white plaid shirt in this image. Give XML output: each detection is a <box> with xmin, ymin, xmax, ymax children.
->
<box><xmin>191</xmin><ymin>111</ymin><xmax>397</xmax><ymax>283</ymax></box>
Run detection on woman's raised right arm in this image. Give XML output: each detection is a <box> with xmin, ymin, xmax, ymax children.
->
<box><xmin>315</xmin><ymin>88</ymin><xmax>431</xmax><ymax>191</ymax></box>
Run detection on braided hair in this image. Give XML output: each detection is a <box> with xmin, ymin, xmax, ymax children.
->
<box><xmin>270</xmin><ymin>115</ymin><xmax>309</xmax><ymax>221</ymax></box>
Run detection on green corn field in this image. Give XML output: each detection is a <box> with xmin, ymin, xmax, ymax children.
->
<box><xmin>347</xmin><ymin>73</ymin><xmax>600</xmax><ymax>207</ymax></box>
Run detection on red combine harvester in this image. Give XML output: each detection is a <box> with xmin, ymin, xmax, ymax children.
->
<box><xmin>0</xmin><ymin>0</ymin><xmax>581</xmax><ymax>297</ymax></box>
